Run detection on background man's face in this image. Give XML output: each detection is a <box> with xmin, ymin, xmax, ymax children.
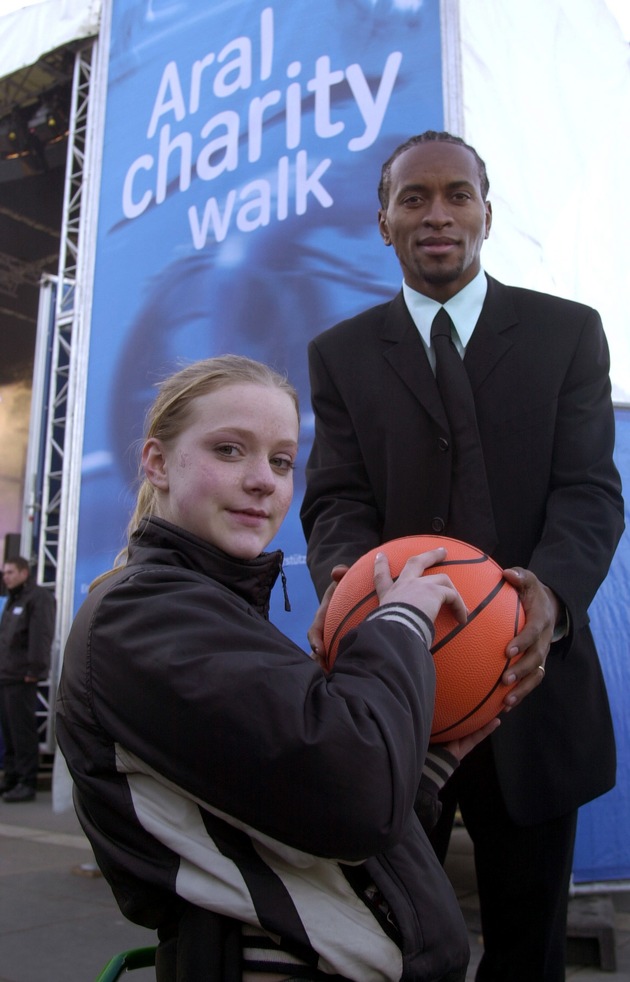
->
<box><xmin>2</xmin><ymin>564</ymin><xmax>29</xmax><ymax>590</ymax></box>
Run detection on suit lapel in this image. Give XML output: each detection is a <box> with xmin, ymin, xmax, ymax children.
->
<box><xmin>378</xmin><ymin>280</ymin><xmax>520</xmax><ymax>417</ymax></box>
<box><xmin>464</xmin><ymin>276</ymin><xmax>519</xmax><ymax>390</ymax></box>
<box><xmin>379</xmin><ymin>292</ymin><xmax>447</xmax><ymax>427</ymax></box>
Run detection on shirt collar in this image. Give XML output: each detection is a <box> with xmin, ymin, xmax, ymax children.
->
<box><xmin>402</xmin><ymin>268</ymin><xmax>488</xmax><ymax>351</ymax></box>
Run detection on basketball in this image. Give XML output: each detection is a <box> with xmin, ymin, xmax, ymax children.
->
<box><xmin>322</xmin><ymin>535</ymin><xmax>525</xmax><ymax>742</ymax></box>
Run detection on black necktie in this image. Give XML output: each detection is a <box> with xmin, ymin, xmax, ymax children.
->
<box><xmin>430</xmin><ymin>307</ymin><xmax>497</xmax><ymax>552</ymax></box>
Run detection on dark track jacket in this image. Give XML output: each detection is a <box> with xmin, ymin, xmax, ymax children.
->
<box><xmin>0</xmin><ymin>577</ymin><xmax>55</xmax><ymax>682</ymax></box>
<box><xmin>56</xmin><ymin>517</ymin><xmax>469</xmax><ymax>982</ymax></box>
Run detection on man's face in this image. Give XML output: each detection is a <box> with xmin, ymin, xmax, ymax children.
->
<box><xmin>2</xmin><ymin>563</ymin><xmax>29</xmax><ymax>591</ymax></box>
<box><xmin>378</xmin><ymin>141</ymin><xmax>492</xmax><ymax>302</ymax></box>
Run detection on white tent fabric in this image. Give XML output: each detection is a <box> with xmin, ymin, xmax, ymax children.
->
<box><xmin>459</xmin><ymin>0</ymin><xmax>630</xmax><ymax>403</ymax></box>
<box><xmin>0</xmin><ymin>0</ymin><xmax>101</xmax><ymax>78</ymax></box>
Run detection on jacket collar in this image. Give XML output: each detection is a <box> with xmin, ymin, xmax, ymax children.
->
<box><xmin>7</xmin><ymin>579</ymin><xmax>30</xmax><ymax>604</ymax></box>
<box><xmin>378</xmin><ymin>276</ymin><xmax>519</xmax><ymax>425</ymax></box>
<box><xmin>463</xmin><ymin>274</ymin><xmax>519</xmax><ymax>389</ymax></box>
<box><xmin>127</xmin><ymin>517</ymin><xmax>284</xmax><ymax>619</ymax></box>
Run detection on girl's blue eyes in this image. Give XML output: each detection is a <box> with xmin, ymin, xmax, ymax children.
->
<box><xmin>215</xmin><ymin>445</ymin><xmax>294</xmax><ymax>472</ymax></box>
<box><xmin>271</xmin><ymin>457</ymin><xmax>295</xmax><ymax>473</ymax></box>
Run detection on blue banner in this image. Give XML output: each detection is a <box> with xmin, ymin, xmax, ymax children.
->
<box><xmin>76</xmin><ymin>0</ymin><xmax>445</xmax><ymax>646</ymax></box>
<box><xmin>573</xmin><ymin>407</ymin><xmax>630</xmax><ymax>882</ymax></box>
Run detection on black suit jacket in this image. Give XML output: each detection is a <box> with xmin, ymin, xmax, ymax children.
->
<box><xmin>301</xmin><ymin>275</ymin><xmax>624</xmax><ymax>825</ymax></box>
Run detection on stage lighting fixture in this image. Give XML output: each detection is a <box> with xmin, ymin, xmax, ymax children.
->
<box><xmin>27</xmin><ymin>97</ymin><xmax>68</xmax><ymax>144</ymax></box>
<box><xmin>0</xmin><ymin>110</ymin><xmax>29</xmax><ymax>157</ymax></box>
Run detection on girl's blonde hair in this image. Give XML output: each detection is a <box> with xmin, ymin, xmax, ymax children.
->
<box><xmin>112</xmin><ymin>355</ymin><xmax>299</xmax><ymax>569</ymax></box>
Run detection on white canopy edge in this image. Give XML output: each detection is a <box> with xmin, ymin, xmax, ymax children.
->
<box><xmin>0</xmin><ymin>0</ymin><xmax>101</xmax><ymax>77</ymax></box>
<box><xmin>459</xmin><ymin>0</ymin><xmax>630</xmax><ymax>403</ymax></box>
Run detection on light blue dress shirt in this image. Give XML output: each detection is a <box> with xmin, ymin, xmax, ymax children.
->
<box><xmin>402</xmin><ymin>267</ymin><xmax>488</xmax><ymax>371</ymax></box>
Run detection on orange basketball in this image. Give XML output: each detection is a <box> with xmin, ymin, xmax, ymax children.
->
<box><xmin>322</xmin><ymin>535</ymin><xmax>525</xmax><ymax>742</ymax></box>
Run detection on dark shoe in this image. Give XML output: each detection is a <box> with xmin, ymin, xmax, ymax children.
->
<box><xmin>3</xmin><ymin>782</ymin><xmax>36</xmax><ymax>802</ymax></box>
<box><xmin>0</xmin><ymin>778</ymin><xmax>17</xmax><ymax>794</ymax></box>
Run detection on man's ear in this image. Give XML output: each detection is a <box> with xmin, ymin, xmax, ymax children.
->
<box><xmin>378</xmin><ymin>209</ymin><xmax>392</xmax><ymax>246</ymax></box>
<box><xmin>142</xmin><ymin>438</ymin><xmax>169</xmax><ymax>491</ymax></box>
<box><xmin>484</xmin><ymin>200</ymin><xmax>492</xmax><ymax>240</ymax></box>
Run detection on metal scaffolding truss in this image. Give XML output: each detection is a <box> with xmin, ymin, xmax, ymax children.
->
<box><xmin>21</xmin><ymin>37</ymin><xmax>105</xmax><ymax>752</ymax></box>
<box><xmin>35</xmin><ymin>51</ymin><xmax>90</xmax><ymax>592</ymax></box>
<box><xmin>0</xmin><ymin>247</ymin><xmax>59</xmax><ymax>296</ymax></box>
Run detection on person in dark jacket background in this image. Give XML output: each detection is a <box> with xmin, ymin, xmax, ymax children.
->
<box><xmin>0</xmin><ymin>555</ymin><xmax>55</xmax><ymax>802</ymax></box>
<box><xmin>57</xmin><ymin>355</ymin><xmax>499</xmax><ymax>982</ymax></box>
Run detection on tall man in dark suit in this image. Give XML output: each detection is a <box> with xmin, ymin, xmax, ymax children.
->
<box><xmin>300</xmin><ymin>132</ymin><xmax>624</xmax><ymax>981</ymax></box>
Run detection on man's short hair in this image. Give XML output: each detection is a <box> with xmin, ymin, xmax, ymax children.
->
<box><xmin>378</xmin><ymin>131</ymin><xmax>490</xmax><ymax>209</ymax></box>
<box><xmin>4</xmin><ymin>556</ymin><xmax>30</xmax><ymax>573</ymax></box>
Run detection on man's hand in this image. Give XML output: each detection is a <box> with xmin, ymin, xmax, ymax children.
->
<box><xmin>499</xmin><ymin>567</ymin><xmax>561</xmax><ymax>709</ymax></box>
<box><xmin>307</xmin><ymin>565</ymin><xmax>349</xmax><ymax>665</ymax></box>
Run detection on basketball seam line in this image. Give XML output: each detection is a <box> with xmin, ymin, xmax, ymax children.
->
<box><xmin>431</xmin><ymin>579</ymin><xmax>506</xmax><ymax>654</ymax></box>
<box><xmin>326</xmin><ymin>567</ymin><xmax>501</xmax><ymax>656</ymax></box>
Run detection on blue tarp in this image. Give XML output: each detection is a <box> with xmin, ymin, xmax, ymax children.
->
<box><xmin>573</xmin><ymin>407</ymin><xmax>630</xmax><ymax>882</ymax></box>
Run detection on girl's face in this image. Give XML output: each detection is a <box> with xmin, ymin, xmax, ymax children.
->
<box><xmin>143</xmin><ymin>383</ymin><xmax>299</xmax><ymax>559</ymax></box>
